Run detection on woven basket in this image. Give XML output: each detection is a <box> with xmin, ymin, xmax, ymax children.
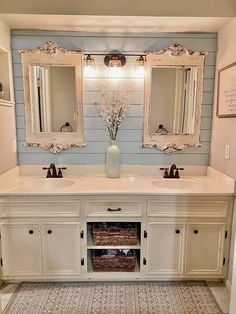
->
<box><xmin>92</xmin><ymin>250</ymin><xmax>136</xmax><ymax>272</ymax></box>
<box><xmin>93</xmin><ymin>223</ymin><xmax>138</xmax><ymax>246</ymax></box>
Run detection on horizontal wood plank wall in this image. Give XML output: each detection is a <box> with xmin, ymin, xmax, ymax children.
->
<box><xmin>11</xmin><ymin>31</ymin><xmax>217</xmax><ymax>165</ymax></box>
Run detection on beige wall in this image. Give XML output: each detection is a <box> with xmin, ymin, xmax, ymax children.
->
<box><xmin>0</xmin><ymin>0</ymin><xmax>235</xmax><ymax>17</ymax></box>
<box><xmin>210</xmin><ymin>18</ymin><xmax>236</xmax><ymax>180</ymax></box>
<box><xmin>211</xmin><ymin>18</ymin><xmax>236</xmax><ymax>294</ymax></box>
<box><xmin>0</xmin><ymin>105</ymin><xmax>17</xmax><ymax>174</ymax></box>
<box><xmin>0</xmin><ymin>20</ymin><xmax>10</xmax><ymax>50</ymax></box>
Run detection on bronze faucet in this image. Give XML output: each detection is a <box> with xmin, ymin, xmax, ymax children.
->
<box><xmin>160</xmin><ymin>164</ymin><xmax>184</xmax><ymax>178</ymax></box>
<box><xmin>43</xmin><ymin>163</ymin><xmax>67</xmax><ymax>178</ymax></box>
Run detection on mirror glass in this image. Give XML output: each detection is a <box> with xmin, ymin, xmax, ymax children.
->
<box><xmin>149</xmin><ymin>67</ymin><xmax>197</xmax><ymax>135</ymax></box>
<box><xmin>29</xmin><ymin>65</ymin><xmax>77</xmax><ymax>133</ymax></box>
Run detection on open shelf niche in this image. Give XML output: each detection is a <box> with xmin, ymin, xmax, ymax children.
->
<box><xmin>86</xmin><ymin>222</ymin><xmax>141</xmax><ymax>273</ymax></box>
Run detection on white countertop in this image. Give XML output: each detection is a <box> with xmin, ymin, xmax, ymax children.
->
<box><xmin>0</xmin><ymin>166</ymin><xmax>235</xmax><ymax>196</ymax></box>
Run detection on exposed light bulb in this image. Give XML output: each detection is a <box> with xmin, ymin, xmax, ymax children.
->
<box><xmin>84</xmin><ymin>54</ymin><xmax>96</xmax><ymax>77</ymax></box>
<box><xmin>134</xmin><ymin>55</ymin><xmax>146</xmax><ymax>78</ymax></box>
<box><xmin>84</xmin><ymin>65</ymin><xmax>96</xmax><ymax>77</ymax></box>
<box><xmin>134</xmin><ymin>67</ymin><xmax>145</xmax><ymax>78</ymax></box>
<box><xmin>104</xmin><ymin>54</ymin><xmax>126</xmax><ymax>79</ymax></box>
<box><xmin>85</xmin><ymin>54</ymin><xmax>95</xmax><ymax>66</ymax></box>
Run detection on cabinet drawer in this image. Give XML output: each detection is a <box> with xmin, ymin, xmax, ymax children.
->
<box><xmin>2</xmin><ymin>202</ymin><xmax>80</xmax><ymax>217</ymax></box>
<box><xmin>85</xmin><ymin>200</ymin><xmax>142</xmax><ymax>217</ymax></box>
<box><xmin>147</xmin><ymin>197</ymin><xmax>228</xmax><ymax>218</ymax></box>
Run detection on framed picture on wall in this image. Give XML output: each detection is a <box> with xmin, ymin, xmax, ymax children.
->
<box><xmin>217</xmin><ymin>62</ymin><xmax>236</xmax><ymax>117</ymax></box>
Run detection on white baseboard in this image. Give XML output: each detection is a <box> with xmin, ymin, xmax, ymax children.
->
<box><xmin>224</xmin><ymin>279</ymin><xmax>232</xmax><ymax>292</ymax></box>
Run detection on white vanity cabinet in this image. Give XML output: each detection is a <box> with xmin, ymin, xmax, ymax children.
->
<box><xmin>41</xmin><ymin>223</ymin><xmax>80</xmax><ymax>276</ymax></box>
<box><xmin>1</xmin><ymin>223</ymin><xmax>42</xmax><ymax>277</ymax></box>
<box><xmin>0</xmin><ymin>197</ymin><xmax>82</xmax><ymax>279</ymax></box>
<box><xmin>145</xmin><ymin>196</ymin><xmax>232</xmax><ymax>279</ymax></box>
<box><xmin>1</xmin><ymin>222</ymin><xmax>81</xmax><ymax>278</ymax></box>
<box><xmin>185</xmin><ymin>223</ymin><xmax>226</xmax><ymax>275</ymax></box>
<box><xmin>0</xmin><ymin>194</ymin><xmax>233</xmax><ymax>281</ymax></box>
<box><xmin>146</xmin><ymin>222</ymin><xmax>185</xmax><ymax>275</ymax></box>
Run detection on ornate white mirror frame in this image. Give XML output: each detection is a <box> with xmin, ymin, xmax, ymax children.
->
<box><xmin>19</xmin><ymin>41</ymin><xmax>85</xmax><ymax>154</ymax></box>
<box><xmin>142</xmin><ymin>43</ymin><xmax>207</xmax><ymax>154</ymax></box>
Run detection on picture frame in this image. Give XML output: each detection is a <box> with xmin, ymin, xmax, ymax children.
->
<box><xmin>217</xmin><ymin>62</ymin><xmax>236</xmax><ymax>118</ymax></box>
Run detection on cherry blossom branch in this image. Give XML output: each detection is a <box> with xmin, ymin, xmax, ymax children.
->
<box><xmin>96</xmin><ymin>83</ymin><xmax>133</xmax><ymax>140</ymax></box>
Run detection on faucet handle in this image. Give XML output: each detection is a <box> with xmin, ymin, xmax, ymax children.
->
<box><xmin>42</xmin><ymin>167</ymin><xmax>52</xmax><ymax>178</ymax></box>
<box><xmin>58</xmin><ymin>169</ymin><xmax>63</xmax><ymax>178</ymax></box>
<box><xmin>160</xmin><ymin>167</ymin><xmax>169</xmax><ymax>178</ymax></box>
<box><xmin>58</xmin><ymin>167</ymin><xmax>67</xmax><ymax>178</ymax></box>
<box><xmin>174</xmin><ymin>169</ymin><xmax>180</xmax><ymax>178</ymax></box>
<box><xmin>174</xmin><ymin>167</ymin><xmax>184</xmax><ymax>178</ymax></box>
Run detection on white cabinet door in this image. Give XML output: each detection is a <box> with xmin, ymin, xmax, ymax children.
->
<box><xmin>186</xmin><ymin>223</ymin><xmax>225</xmax><ymax>275</ymax></box>
<box><xmin>146</xmin><ymin>222</ymin><xmax>185</xmax><ymax>275</ymax></box>
<box><xmin>1</xmin><ymin>224</ymin><xmax>42</xmax><ymax>277</ymax></box>
<box><xmin>42</xmin><ymin>223</ymin><xmax>80</xmax><ymax>276</ymax></box>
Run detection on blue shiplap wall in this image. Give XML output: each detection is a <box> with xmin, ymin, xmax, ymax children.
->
<box><xmin>11</xmin><ymin>31</ymin><xmax>216</xmax><ymax>165</ymax></box>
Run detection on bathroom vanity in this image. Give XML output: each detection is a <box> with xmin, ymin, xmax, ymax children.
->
<box><xmin>0</xmin><ymin>167</ymin><xmax>234</xmax><ymax>282</ymax></box>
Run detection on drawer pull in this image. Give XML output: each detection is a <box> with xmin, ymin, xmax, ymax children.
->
<box><xmin>29</xmin><ymin>230</ymin><xmax>34</xmax><ymax>234</ymax></box>
<box><xmin>47</xmin><ymin>230</ymin><xmax>52</xmax><ymax>234</ymax></box>
<box><xmin>194</xmin><ymin>229</ymin><xmax>199</xmax><ymax>234</ymax></box>
<box><xmin>107</xmin><ymin>207</ymin><xmax>122</xmax><ymax>212</ymax></box>
<box><xmin>175</xmin><ymin>229</ymin><xmax>180</xmax><ymax>234</ymax></box>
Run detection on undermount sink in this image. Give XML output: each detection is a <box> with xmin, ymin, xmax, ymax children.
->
<box><xmin>8</xmin><ymin>178</ymin><xmax>76</xmax><ymax>192</ymax></box>
<box><xmin>151</xmin><ymin>178</ymin><xmax>201</xmax><ymax>189</ymax></box>
<box><xmin>30</xmin><ymin>178</ymin><xmax>75</xmax><ymax>189</ymax></box>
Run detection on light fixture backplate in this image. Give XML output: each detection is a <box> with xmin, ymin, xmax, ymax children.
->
<box><xmin>104</xmin><ymin>54</ymin><xmax>126</xmax><ymax>67</ymax></box>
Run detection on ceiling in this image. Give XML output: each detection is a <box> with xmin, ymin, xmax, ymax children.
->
<box><xmin>0</xmin><ymin>0</ymin><xmax>235</xmax><ymax>17</ymax></box>
<box><xmin>0</xmin><ymin>15</ymin><xmax>233</xmax><ymax>33</ymax></box>
<box><xmin>0</xmin><ymin>0</ymin><xmax>235</xmax><ymax>33</ymax></box>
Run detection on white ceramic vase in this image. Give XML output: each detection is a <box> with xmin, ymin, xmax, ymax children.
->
<box><xmin>105</xmin><ymin>140</ymin><xmax>120</xmax><ymax>178</ymax></box>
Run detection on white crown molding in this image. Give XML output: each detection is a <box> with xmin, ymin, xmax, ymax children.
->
<box><xmin>0</xmin><ymin>15</ymin><xmax>232</xmax><ymax>33</ymax></box>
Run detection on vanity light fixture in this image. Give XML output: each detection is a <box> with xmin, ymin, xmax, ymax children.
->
<box><xmin>104</xmin><ymin>54</ymin><xmax>126</xmax><ymax>78</ymax></box>
<box><xmin>84</xmin><ymin>54</ymin><xmax>96</xmax><ymax>77</ymax></box>
<box><xmin>134</xmin><ymin>55</ymin><xmax>146</xmax><ymax>78</ymax></box>
<box><xmin>84</xmin><ymin>54</ymin><xmax>95</xmax><ymax>66</ymax></box>
<box><xmin>136</xmin><ymin>55</ymin><xmax>146</xmax><ymax>68</ymax></box>
<box><xmin>83</xmin><ymin>52</ymin><xmax>146</xmax><ymax>78</ymax></box>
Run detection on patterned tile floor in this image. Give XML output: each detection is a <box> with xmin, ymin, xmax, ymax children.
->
<box><xmin>0</xmin><ymin>281</ymin><xmax>230</xmax><ymax>313</ymax></box>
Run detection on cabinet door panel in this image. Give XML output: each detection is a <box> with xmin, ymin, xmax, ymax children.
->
<box><xmin>42</xmin><ymin>223</ymin><xmax>80</xmax><ymax>275</ymax></box>
<box><xmin>1</xmin><ymin>224</ymin><xmax>42</xmax><ymax>276</ymax></box>
<box><xmin>186</xmin><ymin>223</ymin><xmax>225</xmax><ymax>275</ymax></box>
<box><xmin>147</xmin><ymin>223</ymin><xmax>185</xmax><ymax>275</ymax></box>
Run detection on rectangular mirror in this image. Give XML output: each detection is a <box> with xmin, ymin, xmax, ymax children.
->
<box><xmin>19</xmin><ymin>41</ymin><xmax>85</xmax><ymax>153</ymax></box>
<box><xmin>143</xmin><ymin>44</ymin><xmax>207</xmax><ymax>154</ymax></box>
